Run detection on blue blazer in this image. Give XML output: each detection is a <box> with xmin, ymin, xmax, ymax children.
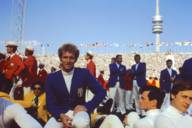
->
<box><xmin>131</xmin><ymin>63</ymin><xmax>146</xmax><ymax>88</ymax></box>
<box><xmin>160</xmin><ymin>68</ymin><xmax>177</xmax><ymax>93</ymax></box>
<box><xmin>45</xmin><ymin>68</ymin><xmax>106</xmax><ymax>119</ymax></box>
<box><xmin>108</xmin><ymin>63</ymin><xmax>126</xmax><ymax>88</ymax></box>
<box><xmin>181</xmin><ymin>58</ymin><xmax>192</xmax><ymax>81</ymax></box>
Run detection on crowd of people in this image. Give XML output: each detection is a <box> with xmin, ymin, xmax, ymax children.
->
<box><xmin>0</xmin><ymin>41</ymin><xmax>192</xmax><ymax>128</ymax></box>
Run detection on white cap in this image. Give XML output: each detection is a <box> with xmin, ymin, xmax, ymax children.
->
<box><xmin>6</xmin><ymin>41</ymin><xmax>18</xmax><ymax>47</ymax></box>
<box><xmin>86</xmin><ymin>50</ymin><xmax>94</xmax><ymax>56</ymax></box>
<box><xmin>26</xmin><ymin>46</ymin><xmax>34</xmax><ymax>51</ymax></box>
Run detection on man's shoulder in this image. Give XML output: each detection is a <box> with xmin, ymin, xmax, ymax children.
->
<box><xmin>121</xmin><ymin>64</ymin><xmax>126</xmax><ymax>67</ymax></box>
<box><xmin>134</xmin><ymin>117</ymin><xmax>151</xmax><ymax>128</ymax></box>
<box><xmin>12</xmin><ymin>54</ymin><xmax>22</xmax><ymax>60</ymax></box>
<box><xmin>161</xmin><ymin>69</ymin><xmax>167</xmax><ymax>73</ymax></box>
<box><xmin>110</xmin><ymin>63</ymin><xmax>116</xmax><ymax>67</ymax></box>
<box><xmin>140</xmin><ymin>62</ymin><xmax>146</xmax><ymax>67</ymax></box>
<box><xmin>75</xmin><ymin>67</ymin><xmax>90</xmax><ymax>75</ymax></box>
<box><xmin>47</xmin><ymin>70</ymin><xmax>60</xmax><ymax>78</ymax></box>
<box><xmin>184</xmin><ymin>58</ymin><xmax>192</xmax><ymax>63</ymax></box>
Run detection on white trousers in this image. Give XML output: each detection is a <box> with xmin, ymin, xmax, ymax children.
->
<box><xmin>161</xmin><ymin>93</ymin><xmax>171</xmax><ymax>111</ymax></box>
<box><xmin>4</xmin><ymin>103</ymin><xmax>42</xmax><ymax>128</ymax></box>
<box><xmin>132</xmin><ymin>80</ymin><xmax>141</xmax><ymax>114</ymax></box>
<box><xmin>44</xmin><ymin>111</ymin><xmax>90</xmax><ymax>128</ymax></box>
<box><xmin>23</xmin><ymin>86</ymin><xmax>31</xmax><ymax>97</ymax></box>
<box><xmin>109</xmin><ymin>82</ymin><xmax>126</xmax><ymax>114</ymax></box>
<box><xmin>99</xmin><ymin>115</ymin><xmax>124</xmax><ymax>128</ymax></box>
<box><xmin>125</xmin><ymin>90</ymin><xmax>133</xmax><ymax>110</ymax></box>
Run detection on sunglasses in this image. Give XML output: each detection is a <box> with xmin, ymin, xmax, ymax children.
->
<box><xmin>34</xmin><ymin>87</ymin><xmax>41</xmax><ymax>90</ymax></box>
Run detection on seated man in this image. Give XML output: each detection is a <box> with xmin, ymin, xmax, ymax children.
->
<box><xmin>133</xmin><ymin>86</ymin><xmax>165</xmax><ymax>128</ymax></box>
<box><xmin>155</xmin><ymin>80</ymin><xmax>192</xmax><ymax>128</ymax></box>
<box><xmin>0</xmin><ymin>98</ymin><xmax>42</xmax><ymax>128</ymax></box>
<box><xmin>0</xmin><ymin>82</ymin><xmax>49</xmax><ymax>125</ymax></box>
<box><xmin>44</xmin><ymin>43</ymin><xmax>106</xmax><ymax>128</ymax></box>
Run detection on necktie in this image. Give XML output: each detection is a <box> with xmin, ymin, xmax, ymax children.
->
<box><xmin>34</xmin><ymin>96</ymin><xmax>39</xmax><ymax>106</ymax></box>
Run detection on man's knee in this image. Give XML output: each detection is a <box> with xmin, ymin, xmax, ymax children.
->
<box><xmin>72</xmin><ymin>112</ymin><xmax>90</xmax><ymax>128</ymax></box>
<box><xmin>44</xmin><ymin>117</ymin><xmax>63</xmax><ymax>128</ymax></box>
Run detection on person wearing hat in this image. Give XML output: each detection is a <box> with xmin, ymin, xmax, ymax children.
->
<box><xmin>85</xmin><ymin>51</ymin><xmax>96</xmax><ymax>77</ymax></box>
<box><xmin>1</xmin><ymin>41</ymin><xmax>25</xmax><ymax>93</ymax></box>
<box><xmin>37</xmin><ymin>63</ymin><xmax>48</xmax><ymax>86</ymax></box>
<box><xmin>22</xmin><ymin>46</ymin><xmax>38</xmax><ymax>96</ymax></box>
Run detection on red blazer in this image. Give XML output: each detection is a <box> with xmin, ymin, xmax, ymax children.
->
<box><xmin>37</xmin><ymin>69</ymin><xmax>48</xmax><ymax>85</ymax></box>
<box><xmin>97</xmin><ymin>74</ymin><xmax>108</xmax><ymax>90</ymax></box>
<box><xmin>3</xmin><ymin>54</ymin><xmax>25</xmax><ymax>80</ymax></box>
<box><xmin>87</xmin><ymin>60</ymin><xmax>96</xmax><ymax>77</ymax></box>
<box><xmin>22</xmin><ymin>55</ymin><xmax>38</xmax><ymax>86</ymax></box>
<box><xmin>123</xmin><ymin>71</ymin><xmax>134</xmax><ymax>90</ymax></box>
<box><xmin>0</xmin><ymin>60</ymin><xmax>6</xmax><ymax>73</ymax></box>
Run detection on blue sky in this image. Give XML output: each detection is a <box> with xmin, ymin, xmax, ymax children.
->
<box><xmin>0</xmin><ymin>0</ymin><xmax>192</xmax><ymax>54</ymax></box>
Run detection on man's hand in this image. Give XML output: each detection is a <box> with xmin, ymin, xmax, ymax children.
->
<box><xmin>170</xmin><ymin>76</ymin><xmax>175</xmax><ymax>82</ymax></box>
<box><xmin>60</xmin><ymin>113</ymin><xmax>72</xmax><ymax>128</ymax></box>
<box><xmin>123</xmin><ymin>115</ymin><xmax>128</xmax><ymax>125</ymax></box>
<box><xmin>73</xmin><ymin>105</ymin><xmax>87</xmax><ymax>115</ymax></box>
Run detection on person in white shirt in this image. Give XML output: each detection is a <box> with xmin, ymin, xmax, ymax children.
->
<box><xmin>155</xmin><ymin>79</ymin><xmax>192</xmax><ymax>128</ymax></box>
<box><xmin>133</xmin><ymin>86</ymin><xmax>165</xmax><ymax>128</ymax></box>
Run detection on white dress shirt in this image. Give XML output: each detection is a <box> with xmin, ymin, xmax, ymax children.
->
<box><xmin>155</xmin><ymin>105</ymin><xmax>192</xmax><ymax>128</ymax></box>
<box><xmin>133</xmin><ymin>109</ymin><xmax>160</xmax><ymax>128</ymax></box>
<box><xmin>135</xmin><ymin>63</ymin><xmax>139</xmax><ymax>71</ymax></box>
<box><xmin>167</xmin><ymin>68</ymin><xmax>172</xmax><ymax>76</ymax></box>
<box><xmin>61</xmin><ymin>69</ymin><xmax>74</xmax><ymax>93</ymax></box>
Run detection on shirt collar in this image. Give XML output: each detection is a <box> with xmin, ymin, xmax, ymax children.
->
<box><xmin>167</xmin><ymin>68</ymin><xmax>172</xmax><ymax>70</ymax></box>
<box><xmin>169</xmin><ymin>105</ymin><xmax>187</xmax><ymax>116</ymax></box>
<box><xmin>146</xmin><ymin>109</ymin><xmax>160</xmax><ymax>116</ymax></box>
<box><xmin>62</xmin><ymin>68</ymin><xmax>74</xmax><ymax>76</ymax></box>
<box><xmin>8</xmin><ymin>53</ymin><xmax>16</xmax><ymax>58</ymax></box>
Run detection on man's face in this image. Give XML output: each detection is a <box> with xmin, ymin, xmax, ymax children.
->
<box><xmin>34</xmin><ymin>84</ymin><xmax>41</xmax><ymax>96</ymax></box>
<box><xmin>166</xmin><ymin>61</ymin><xmax>172</xmax><ymax>68</ymax></box>
<box><xmin>116</xmin><ymin>56</ymin><xmax>122</xmax><ymax>64</ymax></box>
<box><xmin>171</xmin><ymin>90</ymin><xmax>192</xmax><ymax>113</ymax></box>
<box><xmin>6</xmin><ymin>46</ymin><xmax>13</xmax><ymax>54</ymax></box>
<box><xmin>85</xmin><ymin>54</ymin><xmax>89</xmax><ymax>61</ymax></box>
<box><xmin>134</xmin><ymin>56</ymin><xmax>140</xmax><ymax>64</ymax></box>
<box><xmin>25</xmin><ymin>49</ymin><xmax>29</xmax><ymax>56</ymax></box>
<box><xmin>60</xmin><ymin>51</ymin><xmax>76</xmax><ymax>72</ymax></box>
<box><xmin>139</xmin><ymin>91</ymin><xmax>156</xmax><ymax>111</ymax></box>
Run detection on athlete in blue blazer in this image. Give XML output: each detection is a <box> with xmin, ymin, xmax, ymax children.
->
<box><xmin>181</xmin><ymin>57</ymin><xmax>192</xmax><ymax>81</ymax></box>
<box><xmin>108</xmin><ymin>63</ymin><xmax>126</xmax><ymax>89</ymax></box>
<box><xmin>45</xmin><ymin>44</ymin><xmax>106</xmax><ymax>128</ymax></box>
<box><xmin>131</xmin><ymin>55</ymin><xmax>146</xmax><ymax>88</ymax></box>
<box><xmin>160</xmin><ymin>59</ymin><xmax>177</xmax><ymax>93</ymax></box>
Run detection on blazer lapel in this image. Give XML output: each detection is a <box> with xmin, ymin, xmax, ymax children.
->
<box><xmin>166</xmin><ymin>69</ymin><xmax>171</xmax><ymax>78</ymax></box>
<box><xmin>70</xmin><ymin>68</ymin><xmax>80</xmax><ymax>96</ymax></box>
<box><xmin>58</xmin><ymin>70</ymin><xmax>70</xmax><ymax>96</ymax></box>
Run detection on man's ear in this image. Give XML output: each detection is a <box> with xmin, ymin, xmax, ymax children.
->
<box><xmin>151</xmin><ymin>100</ymin><xmax>157</xmax><ymax>107</ymax></box>
<box><xmin>171</xmin><ymin>94</ymin><xmax>175</xmax><ymax>100</ymax></box>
